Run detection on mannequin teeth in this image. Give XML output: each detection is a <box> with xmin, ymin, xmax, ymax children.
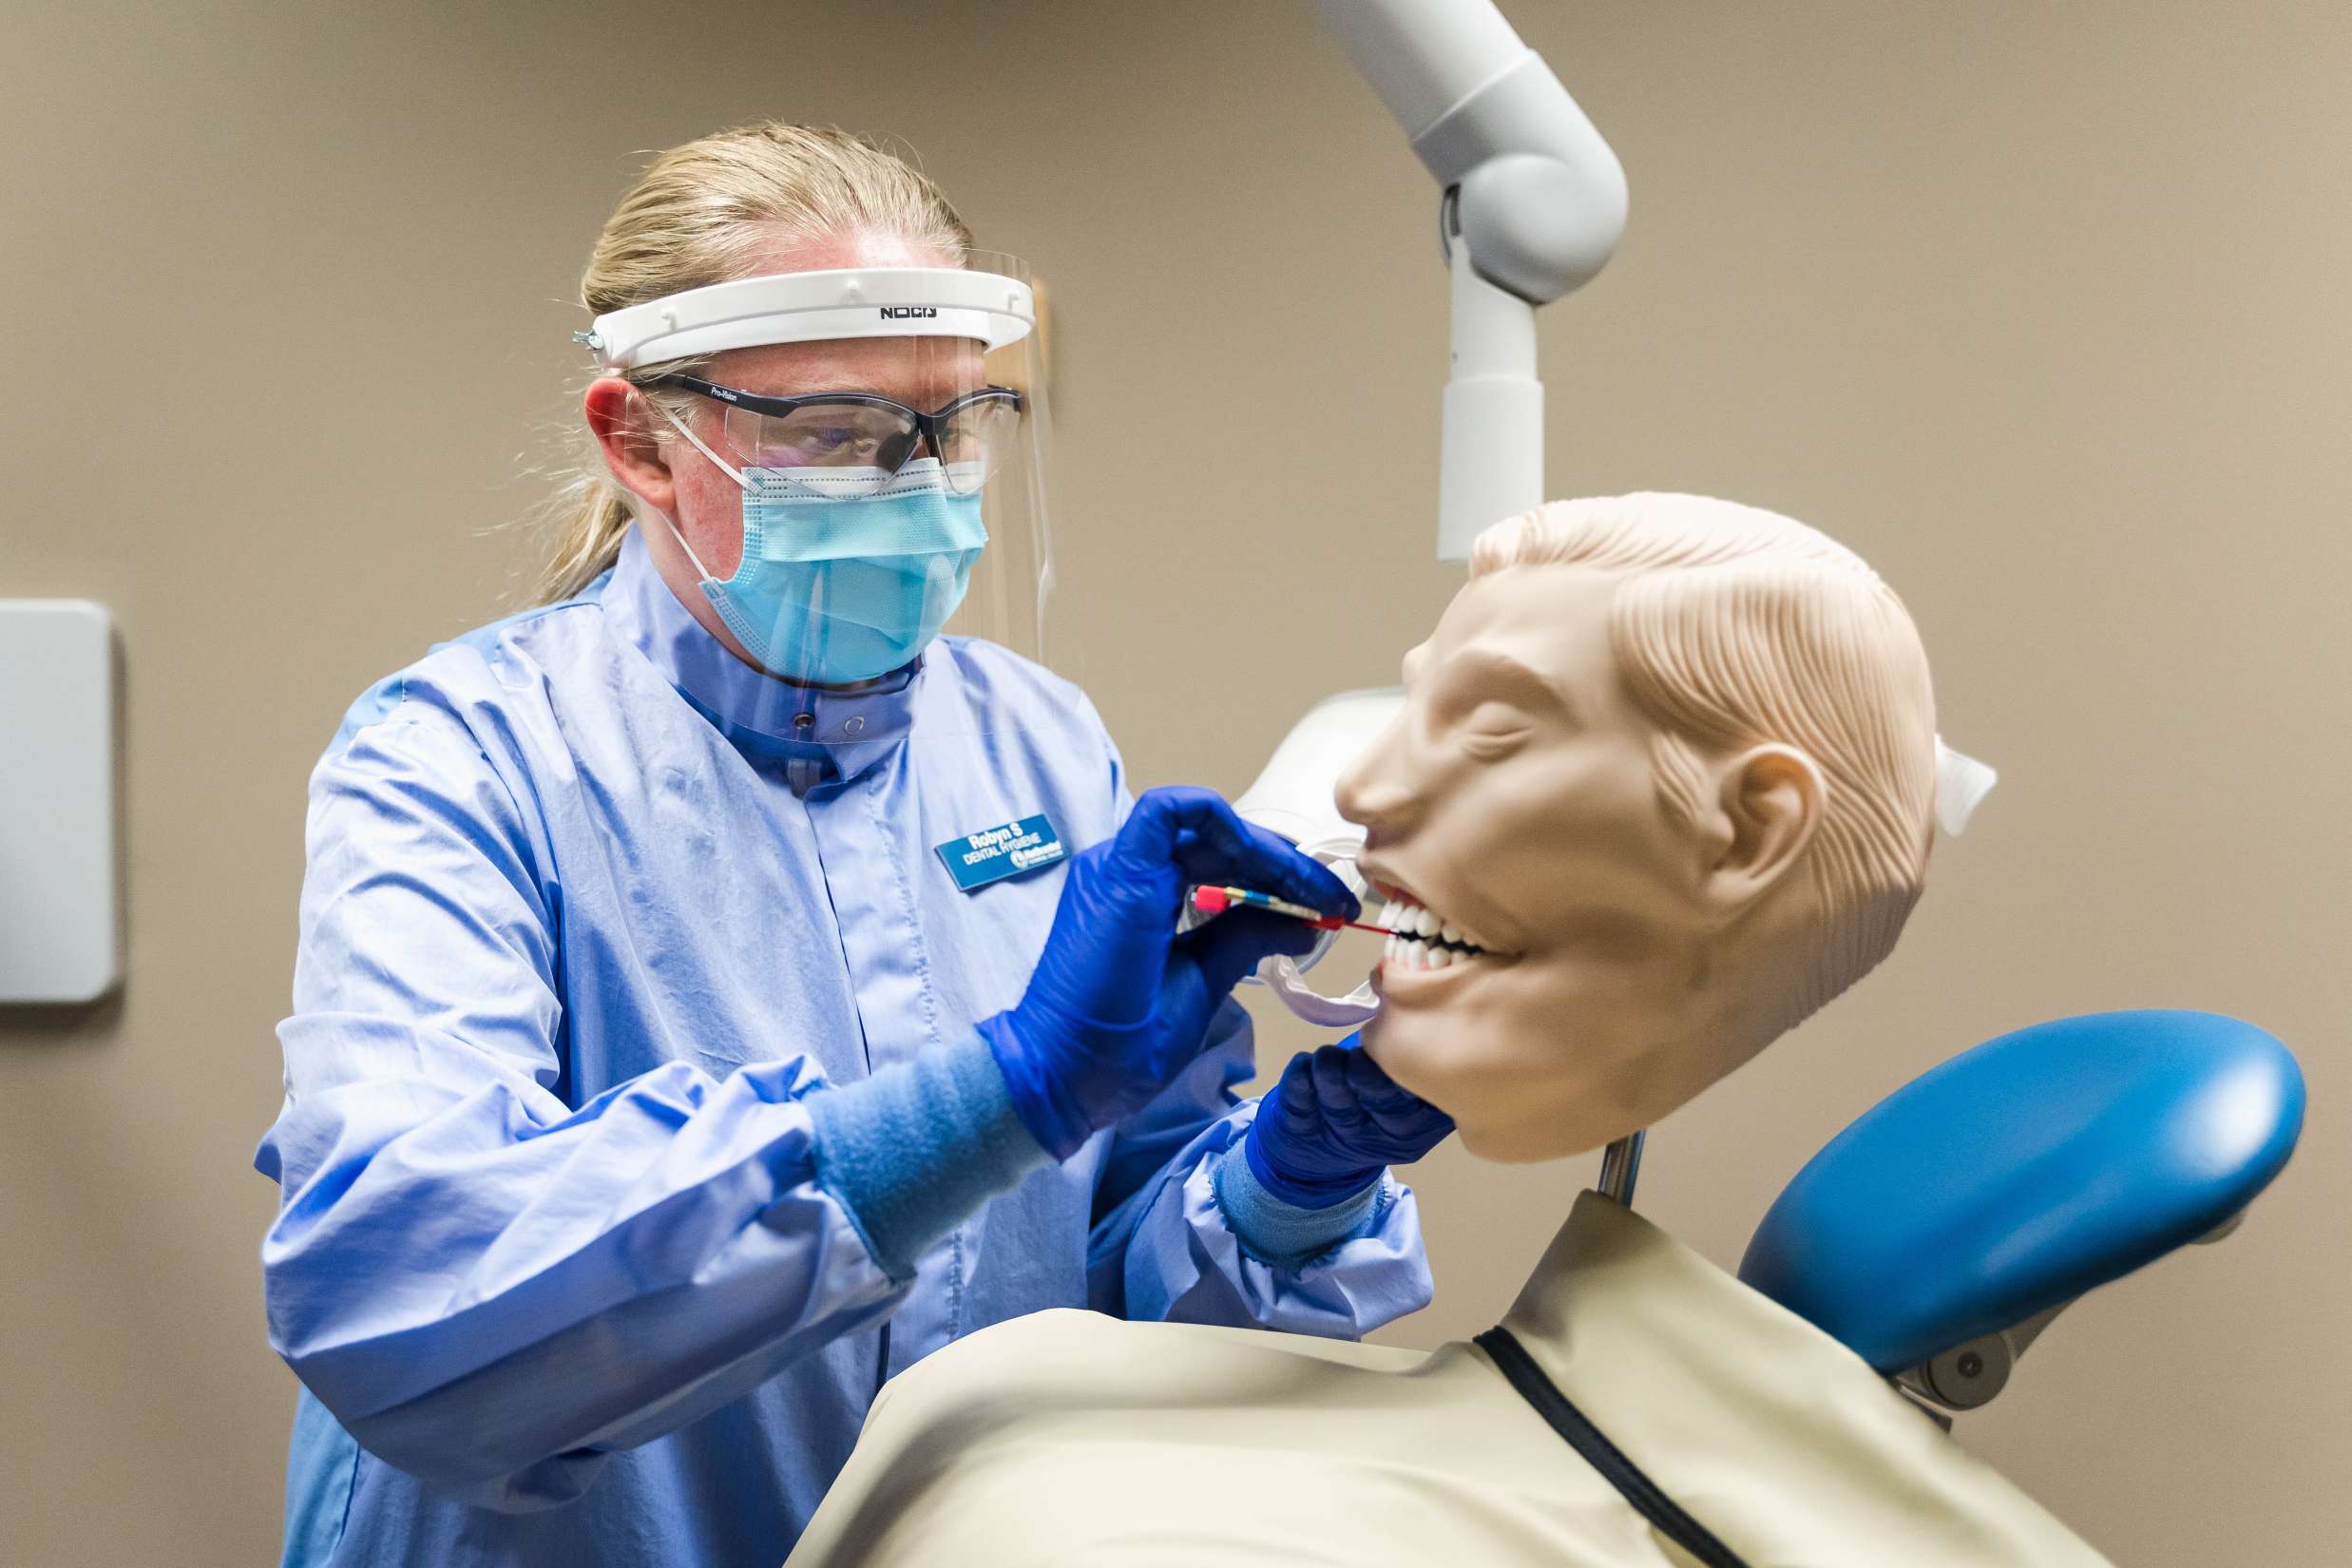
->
<box><xmin>1377</xmin><ymin>893</ymin><xmax>1493</xmax><ymax>961</ymax></box>
<box><xmin>1376</xmin><ymin>936</ymin><xmax>1474</xmax><ymax>971</ymax></box>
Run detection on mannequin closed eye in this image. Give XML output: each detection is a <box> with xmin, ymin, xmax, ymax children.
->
<box><xmin>1428</xmin><ymin>650</ymin><xmax>1571</xmax><ymax>734</ymax></box>
<box><xmin>1458</xmin><ymin>702</ymin><xmax>1532</xmax><ymax>758</ymax></box>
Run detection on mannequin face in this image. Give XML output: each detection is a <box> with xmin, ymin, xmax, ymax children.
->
<box><xmin>1336</xmin><ymin>564</ymin><xmax>1821</xmax><ymax>1163</ymax></box>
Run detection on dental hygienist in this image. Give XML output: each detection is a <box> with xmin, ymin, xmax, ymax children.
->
<box><xmin>254</xmin><ymin>124</ymin><xmax>1449</xmax><ymax>1568</ymax></box>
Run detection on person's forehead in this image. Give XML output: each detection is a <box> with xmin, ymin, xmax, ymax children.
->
<box><xmin>707</xmin><ymin>335</ymin><xmax>988</xmax><ymax>402</ymax></box>
<box><xmin>703</xmin><ymin>230</ymin><xmax>982</xmax><ymax>401</ymax></box>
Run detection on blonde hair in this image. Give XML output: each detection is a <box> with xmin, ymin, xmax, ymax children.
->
<box><xmin>526</xmin><ymin>123</ymin><xmax>974</xmax><ymax>604</ymax></box>
<box><xmin>1469</xmin><ymin>493</ymin><xmax>1938</xmax><ymax>1028</ymax></box>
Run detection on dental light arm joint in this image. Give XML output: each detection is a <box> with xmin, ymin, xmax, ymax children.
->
<box><xmin>1312</xmin><ymin>0</ymin><xmax>1629</xmax><ymax>558</ymax></box>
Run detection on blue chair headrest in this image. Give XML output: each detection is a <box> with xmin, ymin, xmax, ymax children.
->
<box><xmin>1738</xmin><ymin>1009</ymin><xmax>2304</xmax><ymax>1374</ymax></box>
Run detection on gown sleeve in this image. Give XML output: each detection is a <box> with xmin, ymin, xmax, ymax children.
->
<box><xmin>1084</xmin><ymin>999</ymin><xmax>1434</xmax><ymax>1338</ymax></box>
<box><xmin>1075</xmin><ymin>729</ymin><xmax>1434</xmax><ymax>1339</ymax></box>
<box><xmin>257</xmin><ymin>695</ymin><xmax>908</xmax><ymax>1511</ymax></box>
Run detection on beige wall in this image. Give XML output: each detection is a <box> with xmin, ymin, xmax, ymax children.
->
<box><xmin>4</xmin><ymin>2</ymin><xmax>2346</xmax><ymax>1562</ymax></box>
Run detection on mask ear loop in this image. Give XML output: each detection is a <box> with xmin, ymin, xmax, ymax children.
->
<box><xmin>641</xmin><ymin>392</ymin><xmax>747</xmax><ymax>589</ymax></box>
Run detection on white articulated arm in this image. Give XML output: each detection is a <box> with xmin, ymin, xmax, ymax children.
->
<box><xmin>1313</xmin><ymin>0</ymin><xmax>1628</xmax><ymax>557</ymax></box>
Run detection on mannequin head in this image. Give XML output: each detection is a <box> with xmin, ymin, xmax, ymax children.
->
<box><xmin>1336</xmin><ymin>494</ymin><xmax>1938</xmax><ymax>1162</ymax></box>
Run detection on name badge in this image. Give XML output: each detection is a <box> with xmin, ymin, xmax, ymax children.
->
<box><xmin>936</xmin><ymin>813</ymin><xmax>1067</xmax><ymax>892</ymax></box>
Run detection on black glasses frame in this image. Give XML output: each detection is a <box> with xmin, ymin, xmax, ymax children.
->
<box><xmin>651</xmin><ymin>373</ymin><xmax>1024</xmax><ymax>478</ymax></box>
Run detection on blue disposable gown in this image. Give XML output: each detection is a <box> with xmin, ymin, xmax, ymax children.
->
<box><xmin>255</xmin><ymin>529</ymin><xmax>1433</xmax><ymax>1568</ymax></box>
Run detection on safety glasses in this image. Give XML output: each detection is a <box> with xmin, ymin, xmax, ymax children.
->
<box><xmin>651</xmin><ymin>373</ymin><xmax>1025</xmax><ymax>497</ymax></box>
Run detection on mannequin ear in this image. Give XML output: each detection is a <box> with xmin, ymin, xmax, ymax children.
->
<box><xmin>1698</xmin><ymin>743</ymin><xmax>1824</xmax><ymax>915</ymax></box>
<box><xmin>584</xmin><ymin>378</ymin><xmax>677</xmax><ymax>514</ymax></box>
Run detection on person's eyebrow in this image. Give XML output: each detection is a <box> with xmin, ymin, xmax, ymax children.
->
<box><xmin>1439</xmin><ymin>647</ymin><xmax>1578</xmax><ymax>723</ymax></box>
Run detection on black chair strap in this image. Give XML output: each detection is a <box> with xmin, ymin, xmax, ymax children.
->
<box><xmin>1474</xmin><ymin>1327</ymin><xmax>1756</xmax><ymax>1568</ymax></box>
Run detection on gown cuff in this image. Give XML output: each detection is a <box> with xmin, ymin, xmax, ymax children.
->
<box><xmin>807</xmin><ymin>1032</ymin><xmax>1050</xmax><ymax>1281</ymax></box>
<box><xmin>1212</xmin><ymin>1143</ymin><xmax>1385</xmax><ymax>1270</ymax></box>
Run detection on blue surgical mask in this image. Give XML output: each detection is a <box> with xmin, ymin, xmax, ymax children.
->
<box><xmin>659</xmin><ymin>416</ymin><xmax>987</xmax><ymax>685</ymax></box>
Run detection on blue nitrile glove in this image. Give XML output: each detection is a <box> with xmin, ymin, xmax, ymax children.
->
<box><xmin>1243</xmin><ymin>1035</ymin><xmax>1456</xmax><ymax>1207</ymax></box>
<box><xmin>980</xmin><ymin>786</ymin><xmax>1357</xmax><ymax>1160</ymax></box>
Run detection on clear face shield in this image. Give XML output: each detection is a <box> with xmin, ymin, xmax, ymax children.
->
<box><xmin>584</xmin><ymin>253</ymin><xmax>1060</xmax><ymax>721</ymax></box>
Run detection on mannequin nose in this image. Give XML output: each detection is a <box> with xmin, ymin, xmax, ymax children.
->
<box><xmin>1335</xmin><ymin>746</ymin><xmax>1419</xmax><ymax>835</ymax></box>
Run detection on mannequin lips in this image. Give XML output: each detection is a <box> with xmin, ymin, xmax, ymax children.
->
<box><xmin>1360</xmin><ymin>870</ymin><xmax>1516</xmax><ymax>1001</ymax></box>
<box><xmin>1368</xmin><ymin>951</ymin><xmax>1485</xmax><ymax>1006</ymax></box>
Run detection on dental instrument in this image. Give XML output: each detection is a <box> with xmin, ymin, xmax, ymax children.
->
<box><xmin>1189</xmin><ymin>884</ymin><xmax>1398</xmax><ymax>935</ymax></box>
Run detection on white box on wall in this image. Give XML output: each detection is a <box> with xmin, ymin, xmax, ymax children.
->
<box><xmin>0</xmin><ymin>601</ymin><xmax>120</xmax><ymax>1004</ymax></box>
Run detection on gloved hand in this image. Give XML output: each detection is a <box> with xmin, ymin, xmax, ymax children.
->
<box><xmin>1244</xmin><ymin>1036</ymin><xmax>1456</xmax><ymax>1208</ymax></box>
<box><xmin>981</xmin><ymin>786</ymin><xmax>1358</xmax><ymax>1160</ymax></box>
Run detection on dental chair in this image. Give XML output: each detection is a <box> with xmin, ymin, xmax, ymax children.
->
<box><xmin>1739</xmin><ymin>1010</ymin><xmax>2304</xmax><ymax>1422</ymax></box>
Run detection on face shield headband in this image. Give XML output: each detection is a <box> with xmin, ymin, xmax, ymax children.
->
<box><xmin>576</xmin><ymin>265</ymin><xmax>1036</xmax><ymax>369</ymax></box>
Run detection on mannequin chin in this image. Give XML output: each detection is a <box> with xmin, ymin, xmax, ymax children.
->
<box><xmin>1337</xmin><ymin>494</ymin><xmax>1937</xmax><ymax>1163</ymax></box>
